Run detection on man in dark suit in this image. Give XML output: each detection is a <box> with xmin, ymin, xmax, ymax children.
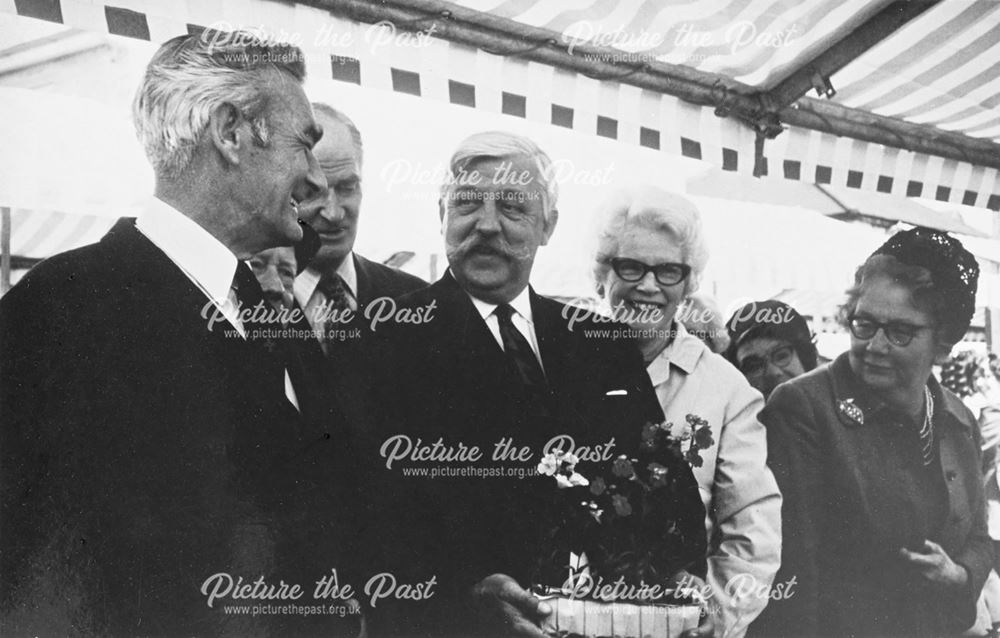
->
<box><xmin>0</xmin><ymin>31</ymin><xmax>356</xmax><ymax>635</ymax></box>
<box><xmin>294</xmin><ymin>103</ymin><xmax>424</xmax><ymax>434</ymax></box>
<box><xmin>366</xmin><ymin>132</ymin><xmax>669</xmax><ymax>637</ymax></box>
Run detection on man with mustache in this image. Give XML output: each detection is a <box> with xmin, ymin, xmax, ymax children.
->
<box><xmin>294</xmin><ymin>103</ymin><xmax>424</xmax><ymax>435</ymax></box>
<box><xmin>251</xmin><ymin>246</ymin><xmax>298</xmax><ymax>312</ymax></box>
<box><xmin>364</xmin><ymin>132</ymin><xmax>678</xmax><ymax>637</ymax></box>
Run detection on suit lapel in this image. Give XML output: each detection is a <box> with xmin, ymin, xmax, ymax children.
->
<box><xmin>531</xmin><ymin>289</ymin><xmax>574</xmax><ymax>396</ymax></box>
<box><xmin>437</xmin><ymin>272</ymin><xmax>506</xmax><ymax>364</ymax></box>
<box><xmin>352</xmin><ymin>254</ymin><xmax>371</xmax><ymax>307</ymax></box>
<box><xmin>105</xmin><ymin>219</ymin><xmax>225</xmax><ymax>339</ymax></box>
<box><xmin>431</xmin><ymin>275</ymin><xmax>517</xmax><ymax>438</ymax></box>
<box><xmin>106</xmin><ymin>219</ymin><xmax>292</xmax><ymax>413</ymax></box>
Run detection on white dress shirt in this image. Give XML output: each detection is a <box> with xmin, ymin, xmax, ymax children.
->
<box><xmin>467</xmin><ymin>285</ymin><xmax>544</xmax><ymax>370</ymax></box>
<box><xmin>135</xmin><ymin>196</ymin><xmax>299</xmax><ymax>410</ymax></box>
<box><xmin>294</xmin><ymin>253</ymin><xmax>359</xmax><ymax>333</ymax></box>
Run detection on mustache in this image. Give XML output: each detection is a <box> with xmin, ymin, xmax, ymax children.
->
<box><xmin>459</xmin><ymin>238</ymin><xmax>534</xmax><ymax>260</ymax></box>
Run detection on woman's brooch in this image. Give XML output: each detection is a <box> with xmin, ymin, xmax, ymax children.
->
<box><xmin>837</xmin><ymin>398</ymin><xmax>865</xmax><ymax>427</ymax></box>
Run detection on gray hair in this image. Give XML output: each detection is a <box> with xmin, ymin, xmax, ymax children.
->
<box><xmin>593</xmin><ymin>186</ymin><xmax>709</xmax><ymax>295</ymax></box>
<box><xmin>311</xmin><ymin>102</ymin><xmax>363</xmax><ymax>166</ymax></box>
<box><xmin>133</xmin><ymin>29</ymin><xmax>306</xmax><ymax>179</ymax></box>
<box><xmin>440</xmin><ymin>131</ymin><xmax>559</xmax><ymax>221</ymax></box>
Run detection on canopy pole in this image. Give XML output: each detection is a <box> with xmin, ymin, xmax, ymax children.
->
<box><xmin>753</xmin><ymin>131</ymin><xmax>767</xmax><ymax>178</ymax></box>
<box><xmin>1</xmin><ymin>207</ymin><xmax>11</xmax><ymax>295</ymax></box>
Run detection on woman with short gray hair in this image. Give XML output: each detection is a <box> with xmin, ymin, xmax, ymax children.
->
<box><xmin>593</xmin><ymin>186</ymin><xmax>781</xmax><ymax>638</ymax></box>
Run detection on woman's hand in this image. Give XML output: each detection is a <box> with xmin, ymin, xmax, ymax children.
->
<box><xmin>898</xmin><ymin>540</ymin><xmax>969</xmax><ymax>588</ymax></box>
<box><xmin>670</xmin><ymin>571</ymin><xmax>716</xmax><ymax>638</ymax></box>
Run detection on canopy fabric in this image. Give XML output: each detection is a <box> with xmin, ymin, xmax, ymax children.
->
<box><xmin>685</xmin><ymin>167</ymin><xmax>990</xmax><ymax>237</ymax></box>
<box><xmin>8</xmin><ymin>209</ymin><xmax>114</xmax><ymax>260</ymax></box>
<box><xmin>834</xmin><ymin>0</ymin><xmax>1000</xmax><ymax>143</ymax></box>
<box><xmin>449</xmin><ymin>0</ymin><xmax>1000</xmax><ymax>145</ymax></box>
<box><xmin>4</xmin><ymin>0</ymin><xmax>997</xmax><ymax>209</ymax></box>
<box><xmin>449</xmin><ymin>0</ymin><xmax>893</xmax><ymax>90</ymax></box>
<box><xmin>818</xmin><ymin>183</ymin><xmax>988</xmax><ymax>237</ymax></box>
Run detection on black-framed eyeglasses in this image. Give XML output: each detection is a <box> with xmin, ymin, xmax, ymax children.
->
<box><xmin>847</xmin><ymin>315</ymin><xmax>933</xmax><ymax>347</ymax></box>
<box><xmin>610</xmin><ymin>258</ymin><xmax>691</xmax><ymax>286</ymax></box>
<box><xmin>738</xmin><ymin>344</ymin><xmax>797</xmax><ymax>377</ymax></box>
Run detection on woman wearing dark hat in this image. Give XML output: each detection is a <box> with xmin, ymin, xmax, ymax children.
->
<box><xmin>725</xmin><ymin>300</ymin><xmax>819</xmax><ymax>399</ymax></box>
<box><xmin>755</xmin><ymin>227</ymin><xmax>993</xmax><ymax>637</ymax></box>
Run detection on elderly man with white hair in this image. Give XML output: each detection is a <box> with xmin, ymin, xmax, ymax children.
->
<box><xmin>0</xmin><ymin>29</ymin><xmax>359</xmax><ymax>636</ymax></box>
<box><xmin>364</xmin><ymin>132</ymin><xmax>708</xmax><ymax>637</ymax></box>
<box><xmin>592</xmin><ymin>186</ymin><xmax>783</xmax><ymax>638</ymax></box>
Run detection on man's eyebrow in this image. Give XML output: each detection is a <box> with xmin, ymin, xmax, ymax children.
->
<box><xmin>304</xmin><ymin>123</ymin><xmax>323</xmax><ymax>146</ymax></box>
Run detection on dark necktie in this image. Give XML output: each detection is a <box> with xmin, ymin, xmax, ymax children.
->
<box><xmin>316</xmin><ymin>274</ymin><xmax>351</xmax><ymax>355</ymax></box>
<box><xmin>231</xmin><ymin>262</ymin><xmax>268</xmax><ymax>336</ymax></box>
<box><xmin>494</xmin><ymin>303</ymin><xmax>547</xmax><ymax>391</ymax></box>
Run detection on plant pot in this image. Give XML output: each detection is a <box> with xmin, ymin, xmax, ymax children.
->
<box><xmin>536</xmin><ymin>593</ymin><xmax>701</xmax><ymax>638</ymax></box>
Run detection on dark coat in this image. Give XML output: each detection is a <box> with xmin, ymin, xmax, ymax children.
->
<box><xmin>320</xmin><ymin>253</ymin><xmax>425</xmax><ymax>437</ymax></box>
<box><xmin>361</xmin><ymin>273</ymin><xmax>704</xmax><ymax>636</ymax></box>
<box><xmin>0</xmin><ymin>219</ymin><xmax>356</xmax><ymax>636</ymax></box>
<box><xmin>755</xmin><ymin>353</ymin><xmax>993</xmax><ymax>638</ymax></box>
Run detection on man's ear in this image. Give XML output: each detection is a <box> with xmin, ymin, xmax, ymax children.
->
<box><xmin>208</xmin><ymin>102</ymin><xmax>244</xmax><ymax>166</ymax></box>
<box><xmin>540</xmin><ymin>208</ymin><xmax>559</xmax><ymax>246</ymax></box>
<box><xmin>438</xmin><ymin>198</ymin><xmax>447</xmax><ymax>231</ymax></box>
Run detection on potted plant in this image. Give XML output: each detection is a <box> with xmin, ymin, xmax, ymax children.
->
<box><xmin>532</xmin><ymin>416</ymin><xmax>713</xmax><ymax>637</ymax></box>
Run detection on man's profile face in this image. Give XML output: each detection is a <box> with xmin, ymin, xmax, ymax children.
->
<box><xmin>250</xmin><ymin>246</ymin><xmax>297</xmax><ymax>310</ymax></box>
<box><xmin>442</xmin><ymin>154</ymin><xmax>556</xmax><ymax>304</ymax></box>
<box><xmin>235</xmin><ymin>71</ymin><xmax>324</xmax><ymax>253</ymax></box>
<box><xmin>297</xmin><ymin>114</ymin><xmax>362</xmax><ymax>270</ymax></box>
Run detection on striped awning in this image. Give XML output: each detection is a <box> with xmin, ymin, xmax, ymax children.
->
<box><xmin>7</xmin><ymin>209</ymin><xmax>114</xmax><ymax>261</ymax></box>
<box><xmin>440</xmin><ymin>0</ymin><xmax>1000</xmax><ymax>208</ymax></box>
<box><xmin>448</xmin><ymin>0</ymin><xmax>893</xmax><ymax>90</ymax></box>
<box><xmin>3</xmin><ymin>0</ymin><xmax>998</xmax><ymax>209</ymax></box>
<box><xmin>448</xmin><ymin>0</ymin><xmax>1000</xmax><ymax>144</ymax></box>
<box><xmin>833</xmin><ymin>1</ymin><xmax>1000</xmax><ymax>144</ymax></box>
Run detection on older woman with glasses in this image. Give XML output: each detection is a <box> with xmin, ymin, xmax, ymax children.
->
<box><xmin>756</xmin><ymin>227</ymin><xmax>993</xmax><ymax>637</ymax></box>
<box><xmin>593</xmin><ymin>186</ymin><xmax>782</xmax><ymax>638</ymax></box>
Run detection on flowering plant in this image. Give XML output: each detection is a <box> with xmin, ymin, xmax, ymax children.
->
<box><xmin>532</xmin><ymin>417</ymin><xmax>710</xmax><ymax>600</ymax></box>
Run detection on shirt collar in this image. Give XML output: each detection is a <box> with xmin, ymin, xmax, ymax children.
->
<box><xmin>135</xmin><ymin>196</ymin><xmax>237</xmax><ymax>305</ymax></box>
<box><xmin>294</xmin><ymin>252</ymin><xmax>357</xmax><ymax>303</ymax></box>
<box><xmin>468</xmin><ymin>285</ymin><xmax>534</xmax><ymax>324</ymax></box>
<box><xmin>646</xmin><ymin>322</ymin><xmax>705</xmax><ymax>385</ymax></box>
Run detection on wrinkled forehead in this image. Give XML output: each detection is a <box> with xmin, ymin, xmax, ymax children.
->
<box><xmin>853</xmin><ymin>273</ymin><xmax>933</xmax><ymax>324</ymax></box>
<box><xmin>313</xmin><ymin>115</ymin><xmax>360</xmax><ymax>167</ymax></box>
<box><xmin>269</xmin><ymin>82</ymin><xmax>322</xmax><ymax>143</ymax></box>
<box><xmin>448</xmin><ymin>153</ymin><xmax>547</xmax><ymax>191</ymax></box>
<box><xmin>255</xmin><ymin>246</ymin><xmax>297</xmax><ymax>267</ymax></box>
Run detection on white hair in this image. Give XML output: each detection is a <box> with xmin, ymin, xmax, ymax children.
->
<box><xmin>593</xmin><ymin>186</ymin><xmax>709</xmax><ymax>295</ymax></box>
<box><xmin>440</xmin><ymin>131</ymin><xmax>559</xmax><ymax>221</ymax></box>
<box><xmin>132</xmin><ymin>29</ymin><xmax>306</xmax><ymax>179</ymax></box>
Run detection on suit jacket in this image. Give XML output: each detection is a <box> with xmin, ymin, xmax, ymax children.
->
<box><xmin>318</xmin><ymin>254</ymin><xmax>425</xmax><ymax>437</ymax></box>
<box><xmin>0</xmin><ymin>219</ymin><xmax>355</xmax><ymax>636</ymax></box>
<box><xmin>755</xmin><ymin>353</ymin><xmax>992</xmax><ymax>638</ymax></box>
<box><xmin>362</xmin><ymin>273</ymin><xmax>704</xmax><ymax>636</ymax></box>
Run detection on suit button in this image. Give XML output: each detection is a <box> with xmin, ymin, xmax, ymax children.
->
<box><xmin>946</xmin><ymin>470</ymin><xmax>957</xmax><ymax>481</ymax></box>
<box><xmin>951</xmin><ymin>514</ymin><xmax>962</xmax><ymax>524</ymax></box>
